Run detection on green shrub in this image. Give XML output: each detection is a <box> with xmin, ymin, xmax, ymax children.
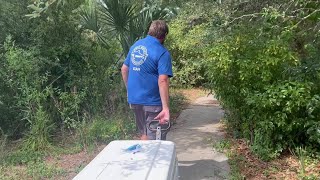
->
<box><xmin>4</xmin><ymin>150</ymin><xmax>44</xmax><ymax>165</ymax></box>
<box><xmin>170</xmin><ymin>90</ymin><xmax>187</xmax><ymax>115</ymax></box>
<box><xmin>203</xmin><ymin>0</ymin><xmax>320</xmax><ymax>159</ymax></box>
<box><xmin>167</xmin><ymin>1</ymin><xmax>214</xmax><ymax>87</ymax></box>
<box><xmin>0</xmin><ymin>3</ymin><xmax>126</xmax><ymax>148</ymax></box>
<box><xmin>76</xmin><ymin>115</ymin><xmax>136</xmax><ymax>148</ymax></box>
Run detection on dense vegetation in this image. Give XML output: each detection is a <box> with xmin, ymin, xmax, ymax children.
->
<box><xmin>169</xmin><ymin>0</ymin><xmax>320</xmax><ymax>160</ymax></box>
<box><xmin>0</xmin><ymin>0</ymin><xmax>179</xmax><ymax>164</ymax></box>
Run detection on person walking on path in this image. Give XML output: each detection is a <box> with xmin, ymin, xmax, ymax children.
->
<box><xmin>121</xmin><ymin>20</ymin><xmax>173</xmax><ymax>140</ymax></box>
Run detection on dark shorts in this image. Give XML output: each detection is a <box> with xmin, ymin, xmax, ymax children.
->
<box><xmin>130</xmin><ymin>104</ymin><xmax>169</xmax><ymax>140</ymax></box>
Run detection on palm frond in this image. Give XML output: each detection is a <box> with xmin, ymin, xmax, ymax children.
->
<box><xmin>80</xmin><ymin>0</ymin><xmax>179</xmax><ymax>54</ymax></box>
<box><xmin>80</xmin><ymin>0</ymin><xmax>110</xmax><ymax>48</ymax></box>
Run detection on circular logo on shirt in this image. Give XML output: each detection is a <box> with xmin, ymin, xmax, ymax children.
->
<box><xmin>131</xmin><ymin>45</ymin><xmax>148</xmax><ymax>66</ymax></box>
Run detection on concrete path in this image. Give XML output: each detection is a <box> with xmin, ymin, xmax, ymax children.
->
<box><xmin>167</xmin><ymin>95</ymin><xmax>230</xmax><ymax>180</ymax></box>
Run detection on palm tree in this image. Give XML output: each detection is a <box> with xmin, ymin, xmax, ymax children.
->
<box><xmin>80</xmin><ymin>0</ymin><xmax>178</xmax><ymax>54</ymax></box>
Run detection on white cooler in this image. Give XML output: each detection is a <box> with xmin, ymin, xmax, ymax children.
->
<box><xmin>73</xmin><ymin>140</ymin><xmax>179</xmax><ymax>180</ymax></box>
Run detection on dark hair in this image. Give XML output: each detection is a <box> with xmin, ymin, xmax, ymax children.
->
<box><xmin>148</xmin><ymin>20</ymin><xmax>169</xmax><ymax>39</ymax></box>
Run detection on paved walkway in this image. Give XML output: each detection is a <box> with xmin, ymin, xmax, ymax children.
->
<box><xmin>167</xmin><ymin>95</ymin><xmax>230</xmax><ymax>180</ymax></box>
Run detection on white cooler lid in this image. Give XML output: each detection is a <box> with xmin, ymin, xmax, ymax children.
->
<box><xmin>73</xmin><ymin>140</ymin><xmax>176</xmax><ymax>180</ymax></box>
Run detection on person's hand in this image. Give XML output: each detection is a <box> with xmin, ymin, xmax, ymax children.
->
<box><xmin>155</xmin><ymin>108</ymin><xmax>170</xmax><ymax>124</ymax></box>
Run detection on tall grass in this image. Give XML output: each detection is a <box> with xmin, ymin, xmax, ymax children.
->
<box><xmin>0</xmin><ymin>128</ymin><xmax>7</xmax><ymax>164</ymax></box>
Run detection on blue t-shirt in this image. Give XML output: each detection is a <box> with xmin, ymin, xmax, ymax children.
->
<box><xmin>124</xmin><ymin>35</ymin><xmax>173</xmax><ymax>105</ymax></box>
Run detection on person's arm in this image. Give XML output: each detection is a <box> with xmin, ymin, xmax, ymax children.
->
<box><xmin>122</xmin><ymin>48</ymin><xmax>131</xmax><ymax>89</ymax></box>
<box><xmin>155</xmin><ymin>75</ymin><xmax>170</xmax><ymax>124</ymax></box>
<box><xmin>155</xmin><ymin>50</ymin><xmax>173</xmax><ymax>124</ymax></box>
<box><xmin>121</xmin><ymin>64</ymin><xmax>129</xmax><ymax>89</ymax></box>
<box><xmin>159</xmin><ymin>75</ymin><xmax>170</xmax><ymax>110</ymax></box>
